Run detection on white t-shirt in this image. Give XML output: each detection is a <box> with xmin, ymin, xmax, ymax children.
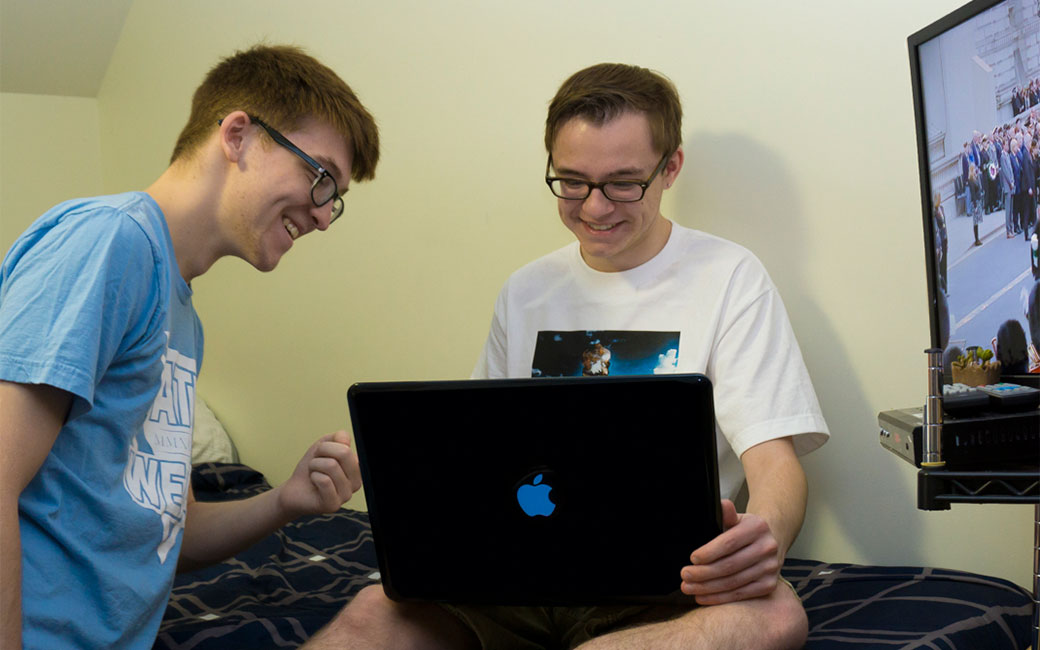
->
<box><xmin>473</xmin><ymin>222</ymin><xmax>829</xmax><ymax>500</ymax></box>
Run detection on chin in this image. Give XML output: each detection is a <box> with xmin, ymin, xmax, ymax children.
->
<box><xmin>579</xmin><ymin>239</ymin><xmax>625</xmax><ymax>260</ymax></box>
<box><xmin>253</xmin><ymin>238</ymin><xmax>291</xmax><ymax>272</ymax></box>
<box><xmin>248</xmin><ymin>250</ymin><xmax>283</xmax><ymax>273</ymax></box>
<box><xmin>258</xmin><ymin>257</ymin><xmax>283</xmax><ymax>272</ymax></box>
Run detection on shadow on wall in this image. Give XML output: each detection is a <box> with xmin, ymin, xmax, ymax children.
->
<box><xmin>672</xmin><ymin>130</ymin><xmax>927</xmax><ymax>564</ymax></box>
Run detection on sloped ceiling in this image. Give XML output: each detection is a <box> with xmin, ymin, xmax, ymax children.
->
<box><xmin>1</xmin><ymin>0</ymin><xmax>133</xmax><ymax>97</ymax></box>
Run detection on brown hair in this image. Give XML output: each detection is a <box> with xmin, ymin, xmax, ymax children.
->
<box><xmin>170</xmin><ymin>44</ymin><xmax>379</xmax><ymax>181</ymax></box>
<box><xmin>545</xmin><ymin>63</ymin><xmax>682</xmax><ymax>156</ymax></box>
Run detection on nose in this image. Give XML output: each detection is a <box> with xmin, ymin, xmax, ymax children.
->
<box><xmin>582</xmin><ymin>186</ymin><xmax>615</xmax><ymax>217</ymax></box>
<box><xmin>309</xmin><ymin>201</ymin><xmax>333</xmax><ymax>232</ymax></box>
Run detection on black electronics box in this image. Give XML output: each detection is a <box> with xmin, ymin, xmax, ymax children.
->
<box><xmin>878</xmin><ymin>407</ymin><xmax>1039</xmax><ymax>468</ymax></box>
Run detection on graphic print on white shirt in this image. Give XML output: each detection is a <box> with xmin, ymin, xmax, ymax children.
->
<box><xmin>123</xmin><ymin>333</ymin><xmax>197</xmax><ymax>563</ymax></box>
<box><xmin>532</xmin><ymin>331</ymin><xmax>680</xmax><ymax>377</ymax></box>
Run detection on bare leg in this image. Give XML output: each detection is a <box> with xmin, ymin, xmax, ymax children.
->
<box><xmin>576</xmin><ymin>583</ymin><xmax>807</xmax><ymax>650</ymax></box>
<box><xmin>302</xmin><ymin>585</ymin><xmax>480</xmax><ymax>650</ymax></box>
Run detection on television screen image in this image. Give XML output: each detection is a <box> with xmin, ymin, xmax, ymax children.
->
<box><xmin>909</xmin><ymin>0</ymin><xmax>1040</xmax><ymax>384</ymax></box>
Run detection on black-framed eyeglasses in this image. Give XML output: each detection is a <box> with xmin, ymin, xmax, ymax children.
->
<box><xmin>545</xmin><ymin>151</ymin><xmax>672</xmax><ymax>203</ymax></box>
<box><xmin>225</xmin><ymin>115</ymin><xmax>346</xmax><ymax>223</ymax></box>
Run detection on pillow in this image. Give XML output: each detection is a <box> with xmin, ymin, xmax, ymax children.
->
<box><xmin>192</xmin><ymin>396</ymin><xmax>239</xmax><ymax>464</ymax></box>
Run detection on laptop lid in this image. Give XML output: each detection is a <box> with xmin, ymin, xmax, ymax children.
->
<box><xmin>347</xmin><ymin>373</ymin><xmax>722</xmax><ymax>606</ymax></box>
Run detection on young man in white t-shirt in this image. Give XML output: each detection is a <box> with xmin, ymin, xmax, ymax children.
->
<box><xmin>310</xmin><ymin>63</ymin><xmax>828</xmax><ymax>650</ymax></box>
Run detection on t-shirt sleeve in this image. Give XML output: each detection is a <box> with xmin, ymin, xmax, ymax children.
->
<box><xmin>472</xmin><ymin>283</ymin><xmax>510</xmax><ymax>380</ymax></box>
<box><xmin>0</xmin><ymin>209</ymin><xmax>164</xmax><ymax>420</ymax></box>
<box><xmin>707</xmin><ymin>257</ymin><xmax>829</xmax><ymax>458</ymax></box>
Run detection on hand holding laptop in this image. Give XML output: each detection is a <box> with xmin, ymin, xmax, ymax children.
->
<box><xmin>679</xmin><ymin>498</ymin><xmax>786</xmax><ymax>605</ymax></box>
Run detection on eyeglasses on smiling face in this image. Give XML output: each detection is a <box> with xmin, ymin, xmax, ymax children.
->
<box><xmin>219</xmin><ymin>115</ymin><xmax>346</xmax><ymax>223</ymax></box>
<box><xmin>544</xmin><ymin>151</ymin><xmax>672</xmax><ymax>203</ymax></box>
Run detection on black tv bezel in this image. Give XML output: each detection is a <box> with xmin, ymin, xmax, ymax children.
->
<box><xmin>907</xmin><ymin>0</ymin><xmax>1039</xmax><ymax>387</ymax></box>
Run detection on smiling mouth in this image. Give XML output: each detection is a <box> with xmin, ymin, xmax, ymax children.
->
<box><xmin>283</xmin><ymin>217</ymin><xmax>300</xmax><ymax>240</ymax></box>
<box><xmin>585</xmin><ymin>221</ymin><xmax>618</xmax><ymax>232</ymax></box>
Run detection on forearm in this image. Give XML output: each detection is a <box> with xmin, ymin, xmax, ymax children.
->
<box><xmin>178</xmin><ymin>486</ymin><xmax>293</xmax><ymax>572</ymax></box>
<box><xmin>741</xmin><ymin>437</ymin><xmax>807</xmax><ymax>556</ymax></box>
<box><xmin>178</xmin><ymin>431</ymin><xmax>361</xmax><ymax>573</ymax></box>
<box><xmin>0</xmin><ymin>381</ymin><xmax>71</xmax><ymax>648</ymax></box>
<box><xmin>1</xmin><ymin>499</ymin><xmax>22</xmax><ymax>650</ymax></box>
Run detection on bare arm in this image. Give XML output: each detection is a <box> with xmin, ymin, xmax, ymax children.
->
<box><xmin>741</xmin><ymin>436</ymin><xmax>807</xmax><ymax>555</ymax></box>
<box><xmin>177</xmin><ymin>430</ymin><xmax>363</xmax><ymax>572</ymax></box>
<box><xmin>0</xmin><ymin>380</ymin><xmax>72</xmax><ymax>650</ymax></box>
<box><xmin>680</xmin><ymin>437</ymin><xmax>807</xmax><ymax>605</ymax></box>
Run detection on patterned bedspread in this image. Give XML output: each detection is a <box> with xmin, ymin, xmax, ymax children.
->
<box><xmin>155</xmin><ymin>464</ymin><xmax>1034</xmax><ymax>649</ymax></box>
<box><xmin>783</xmin><ymin>559</ymin><xmax>1034</xmax><ymax>649</ymax></box>
<box><xmin>155</xmin><ymin>464</ymin><xmax>379</xmax><ymax>649</ymax></box>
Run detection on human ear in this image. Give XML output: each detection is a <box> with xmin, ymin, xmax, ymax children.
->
<box><xmin>664</xmin><ymin>147</ymin><xmax>685</xmax><ymax>189</ymax></box>
<box><xmin>218</xmin><ymin>110</ymin><xmax>252</xmax><ymax>163</ymax></box>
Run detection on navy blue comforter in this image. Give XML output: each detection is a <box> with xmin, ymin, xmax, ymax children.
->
<box><xmin>155</xmin><ymin>464</ymin><xmax>1034</xmax><ymax>649</ymax></box>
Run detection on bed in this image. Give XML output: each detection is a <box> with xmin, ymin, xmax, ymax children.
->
<box><xmin>155</xmin><ymin>401</ymin><xmax>1035</xmax><ymax>649</ymax></box>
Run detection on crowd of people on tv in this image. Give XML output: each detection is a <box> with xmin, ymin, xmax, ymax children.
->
<box><xmin>1010</xmin><ymin>78</ymin><xmax>1040</xmax><ymax>117</ymax></box>
<box><xmin>932</xmin><ymin>109</ymin><xmax>1039</xmax><ymax>292</ymax></box>
<box><xmin>932</xmin><ymin>87</ymin><xmax>1040</xmax><ymax>376</ymax></box>
<box><xmin>956</xmin><ymin>111</ymin><xmax>1039</xmax><ymax>246</ymax></box>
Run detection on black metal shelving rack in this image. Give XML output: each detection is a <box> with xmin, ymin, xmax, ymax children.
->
<box><xmin>918</xmin><ymin>469</ymin><xmax>1040</xmax><ymax>508</ymax></box>
<box><xmin>917</xmin><ymin>350</ymin><xmax>1040</xmax><ymax>647</ymax></box>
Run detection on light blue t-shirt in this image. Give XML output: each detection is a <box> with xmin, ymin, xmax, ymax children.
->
<box><xmin>0</xmin><ymin>192</ymin><xmax>204</xmax><ymax>649</ymax></box>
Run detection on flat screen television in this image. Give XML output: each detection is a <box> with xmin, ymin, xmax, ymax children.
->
<box><xmin>909</xmin><ymin>0</ymin><xmax>1040</xmax><ymax>387</ymax></box>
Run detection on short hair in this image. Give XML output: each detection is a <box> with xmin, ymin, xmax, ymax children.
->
<box><xmin>170</xmin><ymin>44</ymin><xmax>379</xmax><ymax>182</ymax></box>
<box><xmin>545</xmin><ymin>63</ymin><xmax>682</xmax><ymax>156</ymax></box>
<box><xmin>995</xmin><ymin>319</ymin><xmax>1028</xmax><ymax>374</ymax></box>
<box><xmin>1028</xmin><ymin>280</ymin><xmax>1040</xmax><ymax>350</ymax></box>
<box><xmin>942</xmin><ymin>345</ymin><xmax>963</xmax><ymax>384</ymax></box>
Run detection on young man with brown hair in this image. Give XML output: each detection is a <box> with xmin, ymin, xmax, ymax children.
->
<box><xmin>310</xmin><ymin>63</ymin><xmax>827</xmax><ymax>650</ymax></box>
<box><xmin>0</xmin><ymin>44</ymin><xmax>379</xmax><ymax>649</ymax></box>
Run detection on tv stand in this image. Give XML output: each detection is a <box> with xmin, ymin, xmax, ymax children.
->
<box><xmin>914</xmin><ymin>349</ymin><xmax>1040</xmax><ymax>647</ymax></box>
<box><xmin>917</xmin><ymin>468</ymin><xmax>1039</xmax><ymax>508</ymax></box>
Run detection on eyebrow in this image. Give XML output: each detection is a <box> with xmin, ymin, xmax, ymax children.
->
<box><xmin>552</xmin><ymin>162</ymin><xmax>650</xmax><ymax>180</ymax></box>
<box><xmin>314</xmin><ymin>155</ymin><xmax>347</xmax><ymax>189</ymax></box>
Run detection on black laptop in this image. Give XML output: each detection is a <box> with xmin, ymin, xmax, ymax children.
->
<box><xmin>347</xmin><ymin>373</ymin><xmax>722</xmax><ymax>606</ymax></box>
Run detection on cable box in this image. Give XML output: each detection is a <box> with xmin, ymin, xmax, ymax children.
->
<box><xmin>878</xmin><ymin>406</ymin><xmax>1039</xmax><ymax>468</ymax></box>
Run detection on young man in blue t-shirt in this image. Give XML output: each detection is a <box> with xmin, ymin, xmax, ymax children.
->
<box><xmin>0</xmin><ymin>45</ymin><xmax>380</xmax><ymax>649</ymax></box>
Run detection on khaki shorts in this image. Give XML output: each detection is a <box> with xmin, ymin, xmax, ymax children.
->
<box><xmin>439</xmin><ymin>578</ymin><xmax>798</xmax><ymax>650</ymax></box>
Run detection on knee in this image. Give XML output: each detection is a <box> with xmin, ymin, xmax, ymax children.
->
<box><xmin>315</xmin><ymin>585</ymin><xmax>476</xmax><ymax>650</ymax></box>
<box><xmin>760</xmin><ymin>587</ymin><xmax>808</xmax><ymax>650</ymax></box>
<box><xmin>353</xmin><ymin>584</ymin><xmax>393</xmax><ymax>609</ymax></box>
<box><xmin>320</xmin><ymin>585</ymin><xmax>397</xmax><ymax>637</ymax></box>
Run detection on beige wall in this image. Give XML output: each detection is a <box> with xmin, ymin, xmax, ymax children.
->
<box><xmin>4</xmin><ymin>0</ymin><xmax>1034</xmax><ymax>590</ymax></box>
<box><xmin>1</xmin><ymin>93</ymin><xmax>103</xmax><ymax>251</ymax></box>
